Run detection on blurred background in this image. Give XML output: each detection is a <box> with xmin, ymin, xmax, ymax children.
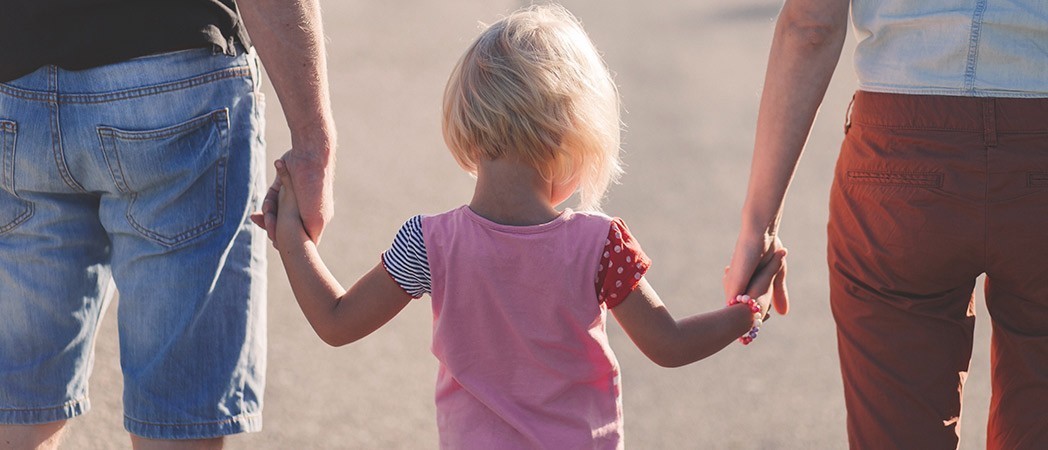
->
<box><xmin>68</xmin><ymin>0</ymin><xmax>994</xmax><ymax>448</ymax></box>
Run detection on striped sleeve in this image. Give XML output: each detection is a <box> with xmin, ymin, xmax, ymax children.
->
<box><xmin>381</xmin><ymin>215</ymin><xmax>431</xmax><ymax>299</ymax></box>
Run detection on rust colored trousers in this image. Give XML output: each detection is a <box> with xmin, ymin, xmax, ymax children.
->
<box><xmin>828</xmin><ymin>91</ymin><xmax>1048</xmax><ymax>449</ymax></box>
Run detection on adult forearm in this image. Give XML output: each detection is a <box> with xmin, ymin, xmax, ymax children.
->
<box><xmin>239</xmin><ymin>0</ymin><xmax>336</xmax><ymax>156</ymax></box>
<box><xmin>741</xmin><ymin>0</ymin><xmax>848</xmax><ymax>236</ymax></box>
<box><xmin>240</xmin><ymin>0</ymin><xmax>336</xmax><ymax>242</ymax></box>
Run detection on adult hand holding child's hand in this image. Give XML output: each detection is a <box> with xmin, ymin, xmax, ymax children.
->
<box><xmin>725</xmin><ymin>232</ymin><xmax>789</xmax><ymax>317</ymax></box>
<box><xmin>250</xmin><ymin>149</ymin><xmax>335</xmax><ymax>245</ymax></box>
<box><xmin>739</xmin><ymin>247</ymin><xmax>787</xmax><ymax>319</ymax></box>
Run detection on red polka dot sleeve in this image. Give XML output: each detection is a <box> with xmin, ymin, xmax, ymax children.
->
<box><xmin>596</xmin><ymin>218</ymin><xmax>652</xmax><ymax>308</ymax></box>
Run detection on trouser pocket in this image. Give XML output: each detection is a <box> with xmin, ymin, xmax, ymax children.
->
<box><xmin>0</xmin><ymin>120</ymin><xmax>32</xmax><ymax>234</ymax></box>
<box><xmin>97</xmin><ymin>108</ymin><xmax>230</xmax><ymax>247</ymax></box>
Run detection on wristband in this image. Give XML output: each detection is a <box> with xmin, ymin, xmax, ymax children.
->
<box><xmin>728</xmin><ymin>295</ymin><xmax>763</xmax><ymax>345</ymax></box>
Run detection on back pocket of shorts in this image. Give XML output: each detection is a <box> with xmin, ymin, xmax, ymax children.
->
<box><xmin>98</xmin><ymin>109</ymin><xmax>230</xmax><ymax>247</ymax></box>
<box><xmin>0</xmin><ymin>120</ymin><xmax>32</xmax><ymax>234</ymax></box>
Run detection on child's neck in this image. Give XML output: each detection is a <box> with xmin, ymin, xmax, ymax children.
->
<box><xmin>469</xmin><ymin>157</ymin><xmax>561</xmax><ymax>226</ymax></box>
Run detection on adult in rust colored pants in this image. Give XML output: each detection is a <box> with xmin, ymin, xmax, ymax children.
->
<box><xmin>829</xmin><ymin>91</ymin><xmax>1048</xmax><ymax>448</ymax></box>
<box><xmin>722</xmin><ymin>0</ymin><xmax>1048</xmax><ymax>448</ymax></box>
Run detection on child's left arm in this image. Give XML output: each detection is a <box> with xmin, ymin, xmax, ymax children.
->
<box><xmin>611</xmin><ymin>250</ymin><xmax>784</xmax><ymax>368</ymax></box>
<box><xmin>269</xmin><ymin>161</ymin><xmax>412</xmax><ymax>347</ymax></box>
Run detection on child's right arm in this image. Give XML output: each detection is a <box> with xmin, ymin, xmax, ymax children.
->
<box><xmin>270</xmin><ymin>161</ymin><xmax>412</xmax><ymax>347</ymax></box>
<box><xmin>611</xmin><ymin>250</ymin><xmax>785</xmax><ymax>367</ymax></box>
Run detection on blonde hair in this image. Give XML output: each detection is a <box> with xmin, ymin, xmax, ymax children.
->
<box><xmin>442</xmin><ymin>3</ymin><xmax>622</xmax><ymax>211</ymax></box>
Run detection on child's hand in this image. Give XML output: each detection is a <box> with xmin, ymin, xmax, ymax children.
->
<box><xmin>249</xmin><ymin>179</ymin><xmax>280</xmax><ymax>236</ymax></box>
<box><xmin>736</xmin><ymin>248</ymin><xmax>787</xmax><ymax>318</ymax></box>
<box><xmin>725</xmin><ymin>234</ymin><xmax>789</xmax><ymax>316</ymax></box>
<box><xmin>272</xmin><ymin>159</ymin><xmax>310</xmax><ymax>249</ymax></box>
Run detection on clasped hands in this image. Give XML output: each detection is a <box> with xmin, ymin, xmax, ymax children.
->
<box><xmin>725</xmin><ymin>232</ymin><xmax>789</xmax><ymax>320</ymax></box>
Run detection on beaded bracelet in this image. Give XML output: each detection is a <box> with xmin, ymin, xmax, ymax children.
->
<box><xmin>728</xmin><ymin>295</ymin><xmax>763</xmax><ymax>345</ymax></box>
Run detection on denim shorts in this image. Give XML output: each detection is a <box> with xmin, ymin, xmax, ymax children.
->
<box><xmin>0</xmin><ymin>46</ymin><xmax>267</xmax><ymax>439</ymax></box>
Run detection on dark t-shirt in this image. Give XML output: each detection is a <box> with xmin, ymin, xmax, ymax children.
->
<box><xmin>0</xmin><ymin>0</ymin><xmax>252</xmax><ymax>82</ymax></box>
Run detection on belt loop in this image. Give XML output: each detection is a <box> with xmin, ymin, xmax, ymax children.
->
<box><xmin>844</xmin><ymin>92</ymin><xmax>856</xmax><ymax>134</ymax></box>
<box><xmin>47</xmin><ymin>65</ymin><xmax>57</xmax><ymax>95</ymax></box>
<box><xmin>983</xmin><ymin>98</ymin><xmax>998</xmax><ymax>147</ymax></box>
<box><xmin>247</xmin><ymin>46</ymin><xmax>262</xmax><ymax>91</ymax></box>
<box><xmin>226</xmin><ymin>37</ymin><xmax>238</xmax><ymax>57</ymax></box>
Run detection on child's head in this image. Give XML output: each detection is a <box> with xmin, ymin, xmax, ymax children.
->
<box><xmin>442</xmin><ymin>4</ymin><xmax>622</xmax><ymax>211</ymax></box>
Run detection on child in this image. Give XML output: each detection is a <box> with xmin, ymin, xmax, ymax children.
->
<box><xmin>260</xmin><ymin>4</ymin><xmax>784</xmax><ymax>448</ymax></box>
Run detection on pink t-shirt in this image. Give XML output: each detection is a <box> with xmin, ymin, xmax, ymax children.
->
<box><xmin>383</xmin><ymin>206</ymin><xmax>650</xmax><ymax>448</ymax></box>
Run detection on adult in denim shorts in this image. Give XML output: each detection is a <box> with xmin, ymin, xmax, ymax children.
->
<box><xmin>723</xmin><ymin>0</ymin><xmax>1048</xmax><ymax>449</ymax></box>
<box><xmin>0</xmin><ymin>0</ymin><xmax>336</xmax><ymax>448</ymax></box>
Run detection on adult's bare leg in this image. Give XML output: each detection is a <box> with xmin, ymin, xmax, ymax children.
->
<box><xmin>130</xmin><ymin>436</ymin><xmax>224</xmax><ymax>450</ymax></box>
<box><xmin>0</xmin><ymin>422</ymin><xmax>67</xmax><ymax>450</ymax></box>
